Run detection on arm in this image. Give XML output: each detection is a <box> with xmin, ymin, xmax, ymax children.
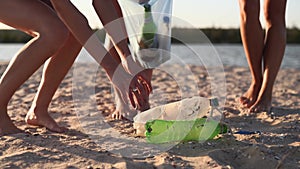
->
<box><xmin>50</xmin><ymin>0</ymin><xmax>146</xmax><ymax>107</ymax></box>
<box><xmin>93</xmin><ymin>0</ymin><xmax>152</xmax><ymax>94</ymax></box>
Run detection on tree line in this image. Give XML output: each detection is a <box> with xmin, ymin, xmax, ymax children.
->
<box><xmin>1</xmin><ymin>27</ymin><xmax>300</xmax><ymax>44</ymax></box>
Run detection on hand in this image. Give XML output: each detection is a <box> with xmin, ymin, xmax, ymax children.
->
<box><xmin>121</xmin><ymin>55</ymin><xmax>152</xmax><ymax>92</ymax></box>
<box><xmin>134</xmin><ymin>69</ymin><xmax>153</xmax><ymax>111</ymax></box>
<box><xmin>136</xmin><ymin>69</ymin><xmax>153</xmax><ymax>94</ymax></box>
<box><xmin>111</xmin><ymin>65</ymin><xmax>150</xmax><ymax>110</ymax></box>
<box><xmin>121</xmin><ymin>56</ymin><xmax>152</xmax><ymax>110</ymax></box>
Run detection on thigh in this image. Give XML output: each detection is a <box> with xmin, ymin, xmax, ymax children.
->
<box><xmin>0</xmin><ymin>0</ymin><xmax>62</xmax><ymax>33</ymax></box>
<box><xmin>264</xmin><ymin>0</ymin><xmax>287</xmax><ymax>20</ymax></box>
<box><xmin>239</xmin><ymin>0</ymin><xmax>260</xmax><ymax>14</ymax></box>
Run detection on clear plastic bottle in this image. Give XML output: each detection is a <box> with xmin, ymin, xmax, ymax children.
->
<box><xmin>133</xmin><ymin>97</ymin><xmax>221</xmax><ymax>136</ymax></box>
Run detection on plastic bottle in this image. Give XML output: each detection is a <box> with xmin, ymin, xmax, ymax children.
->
<box><xmin>133</xmin><ymin>97</ymin><xmax>222</xmax><ymax>137</ymax></box>
<box><xmin>145</xmin><ymin>117</ymin><xmax>227</xmax><ymax>144</ymax></box>
<box><xmin>138</xmin><ymin>3</ymin><xmax>158</xmax><ymax>49</ymax></box>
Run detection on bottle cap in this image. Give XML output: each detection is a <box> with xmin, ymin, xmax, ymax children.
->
<box><xmin>209</xmin><ymin>97</ymin><xmax>219</xmax><ymax>107</ymax></box>
<box><xmin>144</xmin><ymin>3</ymin><xmax>151</xmax><ymax>12</ymax></box>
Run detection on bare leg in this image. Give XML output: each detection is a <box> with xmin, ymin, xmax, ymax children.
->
<box><xmin>51</xmin><ymin>0</ymin><xmax>151</xmax><ymax>114</ymax></box>
<box><xmin>250</xmin><ymin>0</ymin><xmax>287</xmax><ymax>112</ymax></box>
<box><xmin>0</xmin><ymin>0</ymin><xmax>68</xmax><ymax>135</ymax></box>
<box><xmin>93</xmin><ymin>0</ymin><xmax>131</xmax><ymax>62</ymax></box>
<box><xmin>238</xmin><ymin>0</ymin><xmax>265</xmax><ymax>108</ymax></box>
<box><xmin>94</xmin><ymin>0</ymin><xmax>132</xmax><ymax>119</ymax></box>
<box><xmin>104</xmin><ymin>36</ymin><xmax>133</xmax><ymax>119</ymax></box>
<box><xmin>104</xmin><ymin>37</ymin><xmax>151</xmax><ymax>120</ymax></box>
<box><xmin>25</xmin><ymin>34</ymin><xmax>81</xmax><ymax>132</ymax></box>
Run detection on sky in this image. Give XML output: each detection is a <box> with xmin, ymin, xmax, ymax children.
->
<box><xmin>0</xmin><ymin>0</ymin><xmax>299</xmax><ymax>29</ymax></box>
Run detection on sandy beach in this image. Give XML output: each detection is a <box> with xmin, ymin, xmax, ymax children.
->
<box><xmin>0</xmin><ymin>62</ymin><xmax>299</xmax><ymax>169</ymax></box>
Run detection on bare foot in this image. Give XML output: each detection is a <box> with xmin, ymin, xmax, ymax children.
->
<box><xmin>111</xmin><ymin>109</ymin><xmax>136</xmax><ymax>120</ymax></box>
<box><xmin>112</xmin><ymin>101</ymin><xmax>150</xmax><ymax>120</ymax></box>
<box><xmin>112</xmin><ymin>102</ymin><xmax>150</xmax><ymax>120</ymax></box>
<box><xmin>239</xmin><ymin>82</ymin><xmax>262</xmax><ymax>108</ymax></box>
<box><xmin>111</xmin><ymin>93</ymin><xmax>138</xmax><ymax>120</ymax></box>
<box><xmin>249</xmin><ymin>91</ymin><xmax>272</xmax><ymax>113</ymax></box>
<box><xmin>0</xmin><ymin>113</ymin><xmax>22</xmax><ymax>136</ymax></box>
<box><xmin>111</xmin><ymin>102</ymin><xmax>139</xmax><ymax>120</ymax></box>
<box><xmin>25</xmin><ymin>108</ymin><xmax>67</xmax><ymax>133</ymax></box>
<box><xmin>111</xmin><ymin>99</ymin><xmax>137</xmax><ymax>121</ymax></box>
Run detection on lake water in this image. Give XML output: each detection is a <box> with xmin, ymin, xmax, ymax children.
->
<box><xmin>0</xmin><ymin>44</ymin><xmax>299</xmax><ymax>69</ymax></box>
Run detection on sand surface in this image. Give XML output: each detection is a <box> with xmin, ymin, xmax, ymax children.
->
<box><xmin>0</xmin><ymin>62</ymin><xmax>299</xmax><ymax>169</ymax></box>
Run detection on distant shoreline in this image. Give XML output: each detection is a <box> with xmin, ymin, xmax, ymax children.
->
<box><xmin>1</xmin><ymin>44</ymin><xmax>299</xmax><ymax>69</ymax></box>
<box><xmin>1</xmin><ymin>27</ymin><xmax>300</xmax><ymax>44</ymax></box>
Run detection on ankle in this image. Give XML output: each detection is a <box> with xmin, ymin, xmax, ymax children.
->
<box><xmin>258</xmin><ymin>88</ymin><xmax>273</xmax><ymax>101</ymax></box>
<box><xmin>28</xmin><ymin>105</ymin><xmax>48</xmax><ymax>116</ymax></box>
<box><xmin>250</xmin><ymin>81</ymin><xmax>262</xmax><ymax>90</ymax></box>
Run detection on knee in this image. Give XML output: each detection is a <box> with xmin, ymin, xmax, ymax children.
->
<box><xmin>46</xmin><ymin>23</ymin><xmax>68</xmax><ymax>44</ymax></box>
<box><xmin>66</xmin><ymin>32</ymin><xmax>82</xmax><ymax>48</ymax></box>
<box><xmin>38</xmin><ymin>21</ymin><xmax>69</xmax><ymax>52</ymax></box>
<box><xmin>264</xmin><ymin>10</ymin><xmax>286</xmax><ymax>28</ymax></box>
